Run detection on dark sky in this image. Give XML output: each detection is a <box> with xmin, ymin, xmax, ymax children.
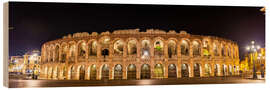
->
<box><xmin>9</xmin><ymin>2</ymin><xmax>265</xmax><ymax>59</ymax></box>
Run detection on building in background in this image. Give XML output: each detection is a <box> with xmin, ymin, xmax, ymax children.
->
<box><xmin>8</xmin><ymin>56</ymin><xmax>24</xmax><ymax>73</ymax></box>
<box><xmin>8</xmin><ymin>50</ymin><xmax>41</xmax><ymax>76</ymax></box>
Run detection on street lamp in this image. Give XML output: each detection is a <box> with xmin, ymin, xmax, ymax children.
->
<box><xmin>246</xmin><ymin>41</ymin><xmax>260</xmax><ymax>79</ymax></box>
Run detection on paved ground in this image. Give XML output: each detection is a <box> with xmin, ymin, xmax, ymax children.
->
<box><xmin>8</xmin><ymin>77</ymin><xmax>265</xmax><ymax>88</ymax></box>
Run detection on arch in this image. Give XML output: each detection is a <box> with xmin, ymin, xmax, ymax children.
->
<box><xmin>100</xmin><ymin>36</ymin><xmax>110</xmax><ymax>49</ymax></box>
<box><xmin>194</xmin><ymin>63</ymin><xmax>201</xmax><ymax>77</ymax></box>
<box><xmin>90</xmin><ymin>64</ymin><xmax>97</xmax><ymax>80</ymax></box>
<box><xmin>228</xmin><ymin>65</ymin><xmax>233</xmax><ymax>76</ymax></box>
<box><xmin>70</xmin><ymin>65</ymin><xmax>76</xmax><ymax>80</ymax></box>
<box><xmin>154</xmin><ymin>64</ymin><xmax>164</xmax><ymax>78</ymax></box>
<box><xmin>202</xmin><ymin>39</ymin><xmax>210</xmax><ymax>57</ymax></box>
<box><xmin>55</xmin><ymin>45</ymin><xmax>60</xmax><ymax>62</ymax></box>
<box><xmin>168</xmin><ymin>64</ymin><xmax>177</xmax><ymax>78</ymax></box>
<box><xmin>181</xmin><ymin>40</ymin><xmax>189</xmax><ymax>56</ymax></box>
<box><xmin>181</xmin><ymin>64</ymin><xmax>189</xmax><ymax>77</ymax></box>
<box><xmin>141</xmin><ymin>39</ymin><xmax>151</xmax><ymax>59</ymax></box>
<box><xmin>221</xmin><ymin>43</ymin><xmax>226</xmax><ymax>56</ymax></box>
<box><xmin>62</xmin><ymin>65</ymin><xmax>67</xmax><ymax>80</ymax></box>
<box><xmin>78</xmin><ymin>41</ymin><xmax>87</xmax><ymax>59</ymax></box>
<box><xmin>227</xmin><ymin>45</ymin><xmax>231</xmax><ymax>57</ymax></box>
<box><xmin>154</xmin><ymin>39</ymin><xmax>164</xmax><ymax>56</ymax></box>
<box><xmin>114</xmin><ymin>64</ymin><xmax>123</xmax><ymax>80</ymax></box>
<box><xmin>79</xmin><ymin>65</ymin><xmax>85</xmax><ymax>80</ymax></box>
<box><xmin>69</xmin><ymin>42</ymin><xmax>76</xmax><ymax>63</ymax></box>
<box><xmin>214</xmin><ymin>64</ymin><xmax>219</xmax><ymax>76</ymax></box>
<box><xmin>213</xmin><ymin>42</ymin><xmax>219</xmax><ymax>56</ymax></box>
<box><xmin>49</xmin><ymin>45</ymin><xmax>54</xmax><ymax>62</ymax></box>
<box><xmin>53</xmin><ymin>66</ymin><xmax>59</xmax><ymax>79</ymax></box>
<box><xmin>192</xmin><ymin>40</ymin><xmax>201</xmax><ymax>56</ymax></box>
<box><xmin>88</xmin><ymin>40</ymin><xmax>97</xmax><ymax>56</ymax></box>
<box><xmin>47</xmin><ymin>66</ymin><xmax>53</xmax><ymax>79</ymax></box>
<box><xmin>141</xmin><ymin>64</ymin><xmax>151</xmax><ymax>79</ymax></box>
<box><xmin>101</xmin><ymin>64</ymin><xmax>109</xmax><ymax>80</ymax></box>
<box><xmin>127</xmin><ymin>64</ymin><xmax>136</xmax><ymax>79</ymax></box>
<box><xmin>222</xmin><ymin>64</ymin><xmax>227</xmax><ymax>76</ymax></box>
<box><xmin>113</xmin><ymin>39</ymin><xmax>124</xmax><ymax>55</ymax></box>
<box><xmin>102</xmin><ymin>49</ymin><xmax>109</xmax><ymax>57</ymax></box>
<box><xmin>204</xmin><ymin>64</ymin><xmax>211</xmax><ymax>77</ymax></box>
<box><xmin>127</xmin><ymin>39</ymin><xmax>137</xmax><ymax>55</ymax></box>
<box><xmin>60</xmin><ymin>43</ymin><xmax>68</xmax><ymax>63</ymax></box>
<box><xmin>168</xmin><ymin>40</ymin><xmax>177</xmax><ymax>58</ymax></box>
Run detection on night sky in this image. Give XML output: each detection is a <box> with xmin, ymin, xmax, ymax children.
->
<box><xmin>9</xmin><ymin>2</ymin><xmax>265</xmax><ymax>59</ymax></box>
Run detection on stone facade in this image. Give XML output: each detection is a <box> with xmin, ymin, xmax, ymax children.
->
<box><xmin>39</xmin><ymin>29</ymin><xmax>240</xmax><ymax>80</ymax></box>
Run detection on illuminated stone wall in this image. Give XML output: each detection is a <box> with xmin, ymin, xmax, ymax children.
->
<box><xmin>39</xmin><ymin>29</ymin><xmax>240</xmax><ymax>80</ymax></box>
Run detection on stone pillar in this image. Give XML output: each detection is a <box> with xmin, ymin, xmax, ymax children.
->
<box><xmin>164</xmin><ymin>41</ymin><xmax>168</xmax><ymax>58</ymax></box>
<box><xmin>177</xmin><ymin>62</ymin><xmax>182</xmax><ymax>78</ymax></box>
<box><xmin>164</xmin><ymin>63</ymin><xmax>168</xmax><ymax>78</ymax></box>
<box><xmin>123</xmin><ymin>41</ymin><xmax>127</xmax><ymax>58</ymax></box>
<box><xmin>137</xmin><ymin>41</ymin><xmax>141</xmax><ymax>58</ymax></box>
<box><xmin>210</xmin><ymin>63</ymin><xmax>215</xmax><ymax>76</ymax></box>
<box><xmin>150</xmin><ymin>64</ymin><xmax>154</xmax><ymax>79</ymax></box>
<box><xmin>136</xmin><ymin>64</ymin><xmax>141</xmax><ymax>79</ymax></box>
<box><xmin>122</xmin><ymin>64</ymin><xmax>127</xmax><ymax>79</ymax></box>
<box><xmin>97</xmin><ymin>42</ymin><xmax>101</xmax><ymax>62</ymax></box>
<box><xmin>96</xmin><ymin>65</ymin><xmax>101</xmax><ymax>80</ymax></box>
<box><xmin>201</xmin><ymin>62</ymin><xmax>205</xmax><ymax>77</ymax></box>
<box><xmin>86</xmin><ymin>45</ymin><xmax>89</xmax><ymax>62</ymax></box>
<box><xmin>75</xmin><ymin>45</ymin><xmax>78</xmax><ymax>63</ymax></box>
<box><xmin>109</xmin><ymin>44</ymin><xmax>113</xmax><ymax>60</ymax></box>
<box><xmin>189</xmin><ymin>61</ymin><xmax>194</xmax><ymax>77</ymax></box>
<box><xmin>109</xmin><ymin>65</ymin><xmax>113</xmax><ymax>80</ymax></box>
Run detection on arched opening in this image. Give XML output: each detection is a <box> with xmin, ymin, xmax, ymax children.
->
<box><xmin>114</xmin><ymin>64</ymin><xmax>123</xmax><ymax>80</ymax></box>
<box><xmin>88</xmin><ymin>41</ymin><xmax>97</xmax><ymax>56</ymax></box>
<box><xmin>214</xmin><ymin>64</ymin><xmax>219</xmax><ymax>76</ymax></box>
<box><xmin>141</xmin><ymin>64</ymin><xmax>151</xmax><ymax>79</ymax></box>
<box><xmin>227</xmin><ymin>46</ymin><xmax>230</xmax><ymax>57</ymax></box>
<box><xmin>194</xmin><ymin>63</ymin><xmax>201</xmax><ymax>77</ymax></box>
<box><xmin>181</xmin><ymin>40</ymin><xmax>189</xmax><ymax>56</ymax></box>
<box><xmin>78</xmin><ymin>42</ymin><xmax>86</xmax><ymax>59</ymax></box>
<box><xmin>154</xmin><ymin>64</ymin><xmax>164</xmax><ymax>78</ymax></box>
<box><xmin>102</xmin><ymin>49</ymin><xmax>109</xmax><ymax>57</ymax></box>
<box><xmin>90</xmin><ymin>65</ymin><xmax>97</xmax><ymax>80</ymax></box>
<box><xmin>114</xmin><ymin>40</ymin><xmax>124</xmax><ymax>55</ymax></box>
<box><xmin>181</xmin><ymin>64</ymin><xmax>189</xmax><ymax>77</ymax></box>
<box><xmin>221</xmin><ymin>45</ymin><xmax>225</xmax><ymax>56</ymax></box>
<box><xmin>222</xmin><ymin>65</ymin><xmax>227</xmax><ymax>76</ymax></box>
<box><xmin>127</xmin><ymin>64</ymin><xmax>136</xmax><ymax>79</ymax></box>
<box><xmin>141</xmin><ymin>40</ymin><xmax>151</xmax><ymax>60</ymax></box>
<box><xmin>47</xmin><ymin>67</ymin><xmax>53</xmax><ymax>79</ymax></box>
<box><xmin>69</xmin><ymin>44</ymin><xmax>76</xmax><ymax>63</ymax></box>
<box><xmin>213</xmin><ymin>43</ymin><xmax>219</xmax><ymax>56</ymax></box>
<box><xmin>61</xmin><ymin>45</ymin><xmax>68</xmax><ymax>63</ymax></box>
<box><xmin>154</xmin><ymin>40</ymin><xmax>164</xmax><ymax>56</ymax></box>
<box><xmin>101</xmin><ymin>64</ymin><xmax>109</xmax><ymax>80</ymax></box>
<box><xmin>168</xmin><ymin>40</ymin><xmax>177</xmax><ymax>58</ymax></box>
<box><xmin>168</xmin><ymin>64</ymin><xmax>177</xmax><ymax>78</ymax></box>
<box><xmin>203</xmin><ymin>40</ymin><xmax>210</xmax><ymax>57</ymax></box>
<box><xmin>55</xmin><ymin>46</ymin><xmax>60</xmax><ymax>62</ymax></box>
<box><xmin>70</xmin><ymin>66</ymin><xmax>76</xmax><ymax>80</ymax></box>
<box><xmin>54</xmin><ymin>67</ymin><xmax>59</xmax><ymax>79</ymax></box>
<box><xmin>79</xmin><ymin>65</ymin><xmax>85</xmax><ymax>80</ymax></box>
<box><xmin>101</xmin><ymin>37</ymin><xmax>110</xmax><ymax>57</ymax></box>
<box><xmin>192</xmin><ymin>41</ymin><xmax>201</xmax><ymax>56</ymax></box>
<box><xmin>127</xmin><ymin>40</ymin><xmax>137</xmax><ymax>55</ymax></box>
<box><xmin>229</xmin><ymin>65</ymin><xmax>232</xmax><ymax>76</ymax></box>
<box><xmin>205</xmin><ymin>64</ymin><xmax>211</xmax><ymax>77</ymax></box>
<box><xmin>62</xmin><ymin>66</ymin><xmax>67</xmax><ymax>79</ymax></box>
<box><xmin>49</xmin><ymin>48</ymin><xmax>53</xmax><ymax>62</ymax></box>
